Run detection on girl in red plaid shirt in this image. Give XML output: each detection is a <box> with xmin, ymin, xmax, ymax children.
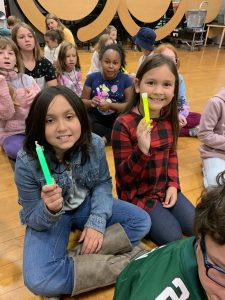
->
<box><xmin>111</xmin><ymin>54</ymin><xmax>195</xmax><ymax>245</ymax></box>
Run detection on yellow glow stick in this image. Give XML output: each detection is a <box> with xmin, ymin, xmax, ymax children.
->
<box><xmin>142</xmin><ymin>93</ymin><xmax>150</xmax><ymax>128</ymax></box>
<box><xmin>121</xmin><ymin>66</ymin><xmax>128</xmax><ymax>74</ymax></box>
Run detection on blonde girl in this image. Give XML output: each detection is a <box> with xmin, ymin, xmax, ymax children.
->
<box><xmin>106</xmin><ymin>25</ymin><xmax>117</xmax><ymax>43</ymax></box>
<box><xmin>0</xmin><ymin>37</ymin><xmax>40</xmax><ymax>160</ymax></box>
<box><xmin>11</xmin><ymin>22</ymin><xmax>57</xmax><ymax>90</ymax></box>
<box><xmin>45</xmin><ymin>13</ymin><xmax>76</xmax><ymax>46</ymax></box>
<box><xmin>88</xmin><ymin>33</ymin><xmax>113</xmax><ymax>74</ymax></box>
<box><xmin>56</xmin><ymin>42</ymin><xmax>82</xmax><ymax>97</ymax></box>
<box><xmin>155</xmin><ymin>43</ymin><xmax>201</xmax><ymax>137</ymax></box>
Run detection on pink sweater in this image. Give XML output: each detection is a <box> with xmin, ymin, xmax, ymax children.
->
<box><xmin>0</xmin><ymin>74</ymin><xmax>40</xmax><ymax>144</ymax></box>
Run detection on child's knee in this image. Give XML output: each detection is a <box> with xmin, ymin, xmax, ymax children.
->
<box><xmin>150</xmin><ymin>224</ymin><xmax>183</xmax><ymax>245</ymax></box>
<box><xmin>24</xmin><ymin>272</ymin><xmax>46</xmax><ymax>295</ymax></box>
<box><xmin>142</xmin><ymin>210</ymin><xmax>151</xmax><ymax>235</ymax></box>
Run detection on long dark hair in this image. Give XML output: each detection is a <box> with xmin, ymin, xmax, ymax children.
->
<box><xmin>24</xmin><ymin>86</ymin><xmax>91</xmax><ymax>165</ymax></box>
<box><xmin>124</xmin><ymin>54</ymin><xmax>179</xmax><ymax>151</ymax></box>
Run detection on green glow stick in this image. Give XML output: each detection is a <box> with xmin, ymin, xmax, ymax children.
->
<box><xmin>35</xmin><ymin>141</ymin><xmax>54</xmax><ymax>185</ymax></box>
<box><xmin>142</xmin><ymin>93</ymin><xmax>150</xmax><ymax>128</ymax></box>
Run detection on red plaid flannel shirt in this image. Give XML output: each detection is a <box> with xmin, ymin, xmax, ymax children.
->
<box><xmin>111</xmin><ymin>111</ymin><xmax>180</xmax><ymax>212</ymax></box>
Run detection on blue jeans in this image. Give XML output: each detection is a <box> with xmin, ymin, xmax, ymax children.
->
<box><xmin>23</xmin><ymin>198</ymin><xmax>151</xmax><ymax>297</ymax></box>
<box><xmin>202</xmin><ymin>157</ymin><xmax>225</xmax><ymax>188</ymax></box>
<box><xmin>147</xmin><ymin>192</ymin><xmax>195</xmax><ymax>245</ymax></box>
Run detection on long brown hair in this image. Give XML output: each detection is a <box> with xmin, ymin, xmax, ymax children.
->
<box><xmin>11</xmin><ymin>22</ymin><xmax>42</xmax><ymax>61</ymax></box>
<box><xmin>124</xmin><ymin>54</ymin><xmax>179</xmax><ymax>150</ymax></box>
<box><xmin>45</xmin><ymin>13</ymin><xmax>65</xmax><ymax>31</ymax></box>
<box><xmin>56</xmin><ymin>42</ymin><xmax>80</xmax><ymax>76</ymax></box>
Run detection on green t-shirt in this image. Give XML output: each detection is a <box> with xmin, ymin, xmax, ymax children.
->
<box><xmin>114</xmin><ymin>237</ymin><xmax>208</xmax><ymax>300</ymax></box>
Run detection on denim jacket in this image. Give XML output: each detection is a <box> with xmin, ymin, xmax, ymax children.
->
<box><xmin>14</xmin><ymin>133</ymin><xmax>113</xmax><ymax>233</ymax></box>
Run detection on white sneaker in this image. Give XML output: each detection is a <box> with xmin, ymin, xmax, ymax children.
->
<box><xmin>189</xmin><ymin>126</ymin><xmax>199</xmax><ymax>137</ymax></box>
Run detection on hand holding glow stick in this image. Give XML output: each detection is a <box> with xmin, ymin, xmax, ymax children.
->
<box><xmin>96</xmin><ymin>87</ymin><xmax>101</xmax><ymax>98</ymax></box>
<box><xmin>96</xmin><ymin>87</ymin><xmax>103</xmax><ymax>107</ymax></box>
<box><xmin>35</xmin><ymin>141</ymin><xmax>54</xmax><ymax>185</ymax></box>
<box><xmin>142</xmin><ymin>93</ymin><xmax>151</xmax><ymax>128</ymax></box>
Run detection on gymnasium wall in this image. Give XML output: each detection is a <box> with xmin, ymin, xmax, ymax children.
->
<box><xmin>8</xmin><ymin>0</ymin><xmax>223</xmax><ymax>43</ymax></box>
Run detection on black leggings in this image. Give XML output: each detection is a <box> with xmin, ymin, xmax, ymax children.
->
<box><xmin>88</xmin><ymin>112</ymin><xmax>117</xmax><ymax>142</ymax></box>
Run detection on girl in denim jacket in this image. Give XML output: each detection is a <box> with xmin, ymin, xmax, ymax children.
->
<box><xmin>14</xmin><ymin>86</ymin><xmax>150</xmax><ymax>299</ymax></box>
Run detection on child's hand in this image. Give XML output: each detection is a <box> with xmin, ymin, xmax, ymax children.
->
<box><xmin>41</xmin><ymin>184</ymin><xmax>63</xmax><ymax>213</ymax></box>
<box><xmin>178</xmin><ymin>115</ymin><xmax>187</xmax><ymax>128</ymax></box>
<box><xmin>137</xmin><ymin>118</ymin><xmax>152</xmax><ymax>155</ymax></box>
<box><xmin>163</xmin><ymin>187</ymin><xmax>177</xmax><ymax>208</ymax></box>
<box><xmin>91</xmin><ymin>96</ymin><xmax>101</xmax><ymax>108</ymax></box>
<box><xmin>98</xmin><ymin>101</ymin><xmax>111</xmax><ymax>112</ymax></box>
<box><xmin>78</xmin><ymin>227</ymin><xmax>104</xmax><ymax>254</ymax></box>
<box><xmin>24</xmin><ymin>89</ymin><xmax>36</xmax><ymax>105</ymax></box>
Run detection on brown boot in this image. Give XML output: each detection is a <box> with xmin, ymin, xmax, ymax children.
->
<box><xmin>68</xmin><ymin>223</ymin><xmax>132</xmax><ymax>256</ymax></box>
<box><xmin>71</xmin><ymin>243</ymin><xmax>148</xmax><ymax>296</ymax></box>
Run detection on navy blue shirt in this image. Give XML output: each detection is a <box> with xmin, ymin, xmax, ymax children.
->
<box><xmin>84</xmin><ymin>71</ymin><xmax>132</xmax><ymax>116</ymax></box>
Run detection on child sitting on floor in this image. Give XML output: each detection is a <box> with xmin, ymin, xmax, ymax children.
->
<box><xmin>155</xmin><ymin>43</ymin><xmax>201</xmax><ymax>137</ymax></box>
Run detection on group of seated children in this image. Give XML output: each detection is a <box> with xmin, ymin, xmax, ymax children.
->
<box><xmin>1</xmin><ymin>19</ymin><xmax>225</xmax><ymax>299</ymax></box>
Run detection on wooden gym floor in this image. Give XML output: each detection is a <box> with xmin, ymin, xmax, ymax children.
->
<box><xmin>1</xmin><ymin>45</ymin><xmax>225</xmax><ymax>299</ymax></box>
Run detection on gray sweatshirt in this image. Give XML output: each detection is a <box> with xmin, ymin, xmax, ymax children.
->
<box><xmin>198</xmin><ymin>88</ymin><xmax>225</xmax><ymax>160</ymax></box>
